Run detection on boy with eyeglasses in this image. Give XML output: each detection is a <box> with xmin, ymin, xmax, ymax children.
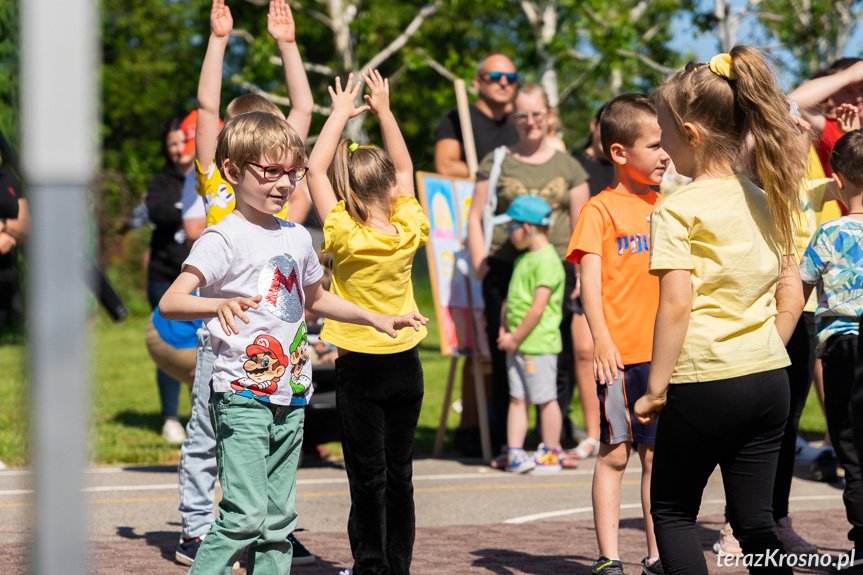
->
<box><xmin>494</xmin><ymin>195</ymin><xmax>566</xmax><ymax>473</ymax></box>
<box><xmin>174</xmin><ymin>0</ymin><xmax>317</xmax><ymax>568</ymax></box>
<box><xmin>434</xmin><ymin>53</ymin><xmax>520</xmax><ymax>178</ymax></box>
<box><xmin>160</xmin><ymin>110</ymin><xmax>424</xmax><ymax>575</ymax></box>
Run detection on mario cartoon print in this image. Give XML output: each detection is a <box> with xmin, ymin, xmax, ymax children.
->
<box><xmin>231</xmin><ymin>334</ymin><xmax>288</xmax><ymax>402</ymax></box>
<box><xmin>288</xmin><ymin>322</ymin><xmax>311</xmax><ymax>405</ymax></box>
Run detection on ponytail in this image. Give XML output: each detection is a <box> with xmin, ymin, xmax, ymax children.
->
<box><xmin>656</xmin><ymin>46</ymin><xmax>806</xmax><ymax>252</ymax></box>
<box><xmin>728</xmin><ymin>45</ymin><xmax>804</xmax><ymax>252</ymax></box>
<box><xmin>329</xmin><ymin>139</ymin><xmax>396</xmax><ymax>225</ymax></box>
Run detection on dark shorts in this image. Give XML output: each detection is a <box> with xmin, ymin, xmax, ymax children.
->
<box><xmin>598</xmin><ymin>362</ymin><xmax>657</xmax><ymax>446</ymax></box>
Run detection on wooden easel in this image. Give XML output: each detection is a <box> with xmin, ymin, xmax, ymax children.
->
<box><xmin>431</xmin><ymin>79</ymin><xmax>492</xmax><ymax>464</ymax></box>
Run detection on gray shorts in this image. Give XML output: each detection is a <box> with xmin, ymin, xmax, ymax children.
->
<box><xmin>507</xmin><ymin>352</ymin><xmax>558</xmax><ymax>404</ymax></box>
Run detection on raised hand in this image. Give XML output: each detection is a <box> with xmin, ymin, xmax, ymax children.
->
<box><xmin>362</xmin><ymin>68</ymin><xmax>390</xmax><ymax>116</ymax></box>
<box><xmin>328</xmin><ymin>74</ymin><xmax>370</xmax><ymax>119</ymax></box>
<box><xmin>216</xmin><ymin>294</ymin><xmax>262</xmax><ymax>336</ymax></box>
<box><xmin>836</xmin><ymin>103</ymin><xmax>861</xmax><ymax>134</ymax></box>
<box><xmin>267</xmin><ymin>0</ymin><xmax>295</xmax><ymax>45</ymax></box>
<box><xmin>210</xmin><ymin>0</ymin><xmax>233</xmax><ymax>38</ymax></box>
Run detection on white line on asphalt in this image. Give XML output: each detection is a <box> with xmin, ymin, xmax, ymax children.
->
<box><xmin>504</xmin><ymin>495</ymin><xmax>844</xmax><ymax>524</ymax></box>
<box><xmin>0</xmin><ymin>467</ymin><xmax>642</xmax><ymax>497</ymax></box>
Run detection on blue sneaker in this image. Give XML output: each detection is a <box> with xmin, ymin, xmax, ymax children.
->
<box><xmin>506</xmin><ymin>448</ymin><xmax>535</xmax><ymax>473</ymax></box>
<box><xmin>532</xmin><ymin>443</ymin><xmax>562</xmax><ymax>474</ymax></box>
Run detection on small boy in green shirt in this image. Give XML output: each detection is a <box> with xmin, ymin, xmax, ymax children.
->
<box><xmin>495</xmin><ymin>195</ymin><xmax>566</xmax><ymax>473</ymax></box>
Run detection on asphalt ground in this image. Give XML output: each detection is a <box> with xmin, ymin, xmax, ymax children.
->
<box><xmin>0</xmin><ymin>452</ymin><xmax>852</xmax><ymax>574</ymax></box>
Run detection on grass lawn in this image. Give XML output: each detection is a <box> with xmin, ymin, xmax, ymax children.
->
<box><xmin>0</xmin><ymin>259</ymin><xmax>830</xmax><ymax>466</ymax></box>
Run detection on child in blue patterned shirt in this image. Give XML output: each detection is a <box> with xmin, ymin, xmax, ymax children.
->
<box><xmin>800</xmin><ymin>129</ymin><xmax>863</xmax><ymax>569</ymax></box>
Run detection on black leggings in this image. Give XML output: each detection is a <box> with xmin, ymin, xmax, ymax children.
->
<box><xmin>651</xmin><ymin>370</ymin><xmax>791</xmax><ymax>575</ymax></box>
<box><xmin>773</xmin><ymin>312</ymin><xmax>816</xmax><ymax>520</ymax></box>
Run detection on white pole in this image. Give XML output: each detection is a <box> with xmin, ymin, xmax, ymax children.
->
<box><xmin>22</xmin><ymin>0</ymin><xmax>97</xmax><ymax>572</ymax></box>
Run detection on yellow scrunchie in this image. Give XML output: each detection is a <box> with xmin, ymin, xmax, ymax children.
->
<box><xmin>709</xmin><ymin>53</ymin><xmax>737</xmax><ymax>80</ymax></box>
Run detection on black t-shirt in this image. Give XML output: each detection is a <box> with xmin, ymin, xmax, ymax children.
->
<box><xmin>576</xmin><ymin>152</ymin><xmax>615</xmax><ymax>197</ymax></box>
<box><xmin>434</xmin><ymin>105</ymin><xmax>519</xmax><ymax>167</ymax></box>
<box><xmin>0</xmin><ymin>168</ymin><xmax>24</xmax><ymax>283</ymax></box>
<box><xmin>147</xmin><ymin>165</ymin><xmax>191</xmax><ymax>283</ymax></box>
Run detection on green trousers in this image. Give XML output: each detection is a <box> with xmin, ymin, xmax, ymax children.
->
<box><xmin>189</xmin><ymin>392</ymin><xmax>304</xmax><ymax>575</ymax></box>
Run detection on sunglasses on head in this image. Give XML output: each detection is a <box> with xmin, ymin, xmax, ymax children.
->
<box><xmin>246</xmin><ymin>161</ymin><xmax>308</xmax><ymax>183</ymax></box>
<box><xmin>483</xmin><ymin>71</ymin><xmax>518</xmax><ymax>84</ymax></box>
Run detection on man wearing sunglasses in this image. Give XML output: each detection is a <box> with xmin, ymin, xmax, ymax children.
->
<box><xmin>434</xmin><ymin>53</ymin><xmax>520</xmax><ymax>178</ymax></box>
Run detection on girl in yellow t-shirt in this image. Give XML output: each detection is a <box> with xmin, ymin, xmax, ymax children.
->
<box><xmin>306</xmin><ymin>70</ymin><xmax>430</xmax><ymax>575</ymax></box>
<box><xmin>633</xmin><ymin>47</ymin><xmax>806</xmax><ymax>575</ymax></box>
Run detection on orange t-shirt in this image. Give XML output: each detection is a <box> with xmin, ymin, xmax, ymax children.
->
<box><xmin>566</xmin><ymin>188</ymin><xmax>664</xmax><ymax>364</ymax></box>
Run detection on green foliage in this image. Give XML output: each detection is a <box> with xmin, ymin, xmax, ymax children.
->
<box><xmin>0</xmin><ymin>0</ymin><xmax>20</xmax><ymax>147</ymax></box>
<box><xmin>759</xmin><ymin>0</ymin><xmax>863</xmax><ymax>80</ymax></box>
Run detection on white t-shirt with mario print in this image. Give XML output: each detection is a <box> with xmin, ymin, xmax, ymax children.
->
<box><xmin>184</xmin><ymin>213</ymin><xmax>323</xmax><ymax>406</ymax></box>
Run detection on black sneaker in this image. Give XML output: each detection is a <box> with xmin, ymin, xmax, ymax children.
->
<box><xmin>175</xmin><ymin>537</ymin><xmax>240</xmax><ymax>570</ymax></box>
<box><xmin>289</xmin><ymin>532</ymin><xmax>316</xmax><ymax>566</ymax></box>
<box><xmin>643</xmin><ymin>557</ymin><xmax>664</xmax><ymax>574</ymax></box>
<box><xmin>592</xmin><ymin>556</ymin><xmax>625</xmax><ymax>574</ymax></box>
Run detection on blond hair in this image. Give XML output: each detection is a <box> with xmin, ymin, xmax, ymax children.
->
<box><xmin>655</xmin><ymin>46</ymin><xmax>805</xmax><ymax>251</ymax></box>
<box><xmin>215</xmin><ymin>111</ymin><xmax>307</xmax><ymax>179</ymax></box>
<box><xmin>329</xmin><ymin>139</ymin><xmax>396</xmax><ymax>225</ymax></box>
<box><xmin>224</xmin><ymin>94</ymin><xmax>285</xmax><ymax>123</ymax></box>
<box><xmin>514</xmin><ymin>83</ymin><xmax>550</xmax><ymax>110</ymax></box>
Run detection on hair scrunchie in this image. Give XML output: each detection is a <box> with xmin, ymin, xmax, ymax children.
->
<box><xmin>348</xmin><ymin>142</ymin><xmax>359</xmax><ymax>152</ymax></box>
<box><xmin>709</xmin><ymin>53</ymin><xmax>737</xmax><ymax>80</ymax></box>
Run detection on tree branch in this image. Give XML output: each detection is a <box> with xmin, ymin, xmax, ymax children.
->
<box><xmin>356</xmin><ymin>1</ymin><xmax>443</xmax><ymax>73</ymax></box>
<box><xmin>614</xmin><ymin>49</ymin><xmax>675</xmax><ymax>75</ymax></box>
<box><xmin>559</xmin><ymin>63</ymin><xmax>600</xmax><ymax>102</ymax></box>
<box><xmin>231</xmin><ymin>29</ymin><xmax>255</xmax><ymax>44</ymax></box>
<box><xmin>229</xmin><ymin>75</ymin><xmax>332</xmax><ymax>115</ymax></box>
<box><xmin>268</xmin><ymin>55</ymin><xmax>336</xmax><ymax>76</ymax></box>
<box><xmin>412</xmin><ymin>48</ymin><xmax>477</xmax><ymax>94</ymax></box>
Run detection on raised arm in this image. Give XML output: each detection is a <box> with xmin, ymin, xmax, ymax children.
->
<box><xmin>363</xmin><ymin>69</ymin><xmax>413</xmax><ymax>196</ymax></box>
<box><xmin>306</xmin><ymin>74</ymin><xmax>369</xmax><ymax>224</ymax></box>
<box><xmin>196</xmin><ymin>0</ymin><xmax>233</xmax><ymax>168</ymax></box>
<box><xmin>787</xmin><ymin>61</ymin><xmax>863</xmax><ymax>136</ymax></box>
<box><xmin>268</xmin><ymin>0</ymin><xmax>313</xmax><ymax>142</ymax></box>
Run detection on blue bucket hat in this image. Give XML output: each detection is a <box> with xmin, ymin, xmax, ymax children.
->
<box><xmin>492</xmin><ymin>195</ymin><xmax>553</xmax><ymax>226</ymax></box>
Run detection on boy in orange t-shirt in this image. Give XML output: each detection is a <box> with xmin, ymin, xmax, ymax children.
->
<box><xmin>566</xmin><ymin>94</ymin><xmax>668</xmax><ymax>575</ymax></box>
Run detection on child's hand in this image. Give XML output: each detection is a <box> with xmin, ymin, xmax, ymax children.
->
<box><xmin>267</xmin><ymin>0</ymin><xmax>295</xmax><ymax>44</ymax></box>
<box><xmin>210</xmin><ymin>0</ymin><xmax>233</xmax><ymax>38</ymax></box>
<box><xmin>370</xmin><ymin>311</ymin><xmax>428</xmax><ymax>338</ymax></box>
<box><xmin>497</xmin><ymin>331</ymin><xmax>519</xmax><ymax>355</ymax></box>
<box><xmin>836</xmin><ymin>103</ymin><xmax>861</xmax><ymax>134</ymax></box>
<box><xmin>329</xmin><ymin>74</ymin><xmax>370</xmax><ymax>119</ymax></box>
<box><xmin>216</xmin><ymin>294</ymin><xmax>262</xmax><ymax>336</ymax></box>
<box><xmin>362</xmin><ymin>68</ymin><xmax>390</xmax><ymax>116</ymax></box>
<box><xmin>634</xmin><ymin>391</ymin><xmax>667</xmax><ymax>425</ymax></box>
<box><xmin>593</xmin><ymin>337</ymin><xmax>623</xmax><ymax>386</ymax></box>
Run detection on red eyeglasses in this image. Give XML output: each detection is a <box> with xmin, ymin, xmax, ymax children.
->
<box><xmin>246</xmin><ymin>161</ymin><xmax>308</xmax><ymax>183</ymax></box>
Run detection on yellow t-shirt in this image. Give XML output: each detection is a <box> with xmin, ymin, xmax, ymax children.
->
<box><xmin>320</xmin><ymin>196</ymin><xmax>430</xmax><ymax>353</ymax></box>
<box><xmin>195</xmin><ymin>159</ymin><xmax>289</xmax><ymax>227</ymax></box>
<box><xmin>649</xmin><ymin>175</ymin><xmax>790</xmax><ymax>383</ymax></box>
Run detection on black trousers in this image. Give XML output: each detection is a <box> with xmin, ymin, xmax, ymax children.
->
<box><xmin>335</xmin><ymin>347</ymin><xmax>425</xmax><ymax>575</ymax></box>
<box><xmin>773</xmin><ymin>312</ymin><xmax>816</xmax><ymax>520</ymax></box>
<box><xmin>822</xmin><ymin>333</ymin><xmax>863</xmax><ymax>548</ymax></box>
<box><xmin>651</xmin><ymin>370</ymin><xmax>791</xmax><ymax>575</ymax></box>
<box><xmin>482</xmin><ymin>257</ymin><xmax>575</xmax><ymax>452</ymax></box>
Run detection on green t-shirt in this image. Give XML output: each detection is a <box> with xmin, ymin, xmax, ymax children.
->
<box><xmin>506</xmin><ymin>244</ymin><xmax>565</xmax><ymax>354</ymax></box>
<box><xmin>477</xmin><ymin>150</ymin><xmax>589</xmax><ymax>262</ymax></box>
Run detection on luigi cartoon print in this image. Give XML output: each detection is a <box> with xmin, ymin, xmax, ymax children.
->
<box><xmin>230</xmin><ymin>334</ymin><xmax>289</xmax><ymax>402</ymax></box>
<box><xmin>288</xmin><ymin>322</ymin><xmax>311</xmax><ymax>406</ymax></box>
